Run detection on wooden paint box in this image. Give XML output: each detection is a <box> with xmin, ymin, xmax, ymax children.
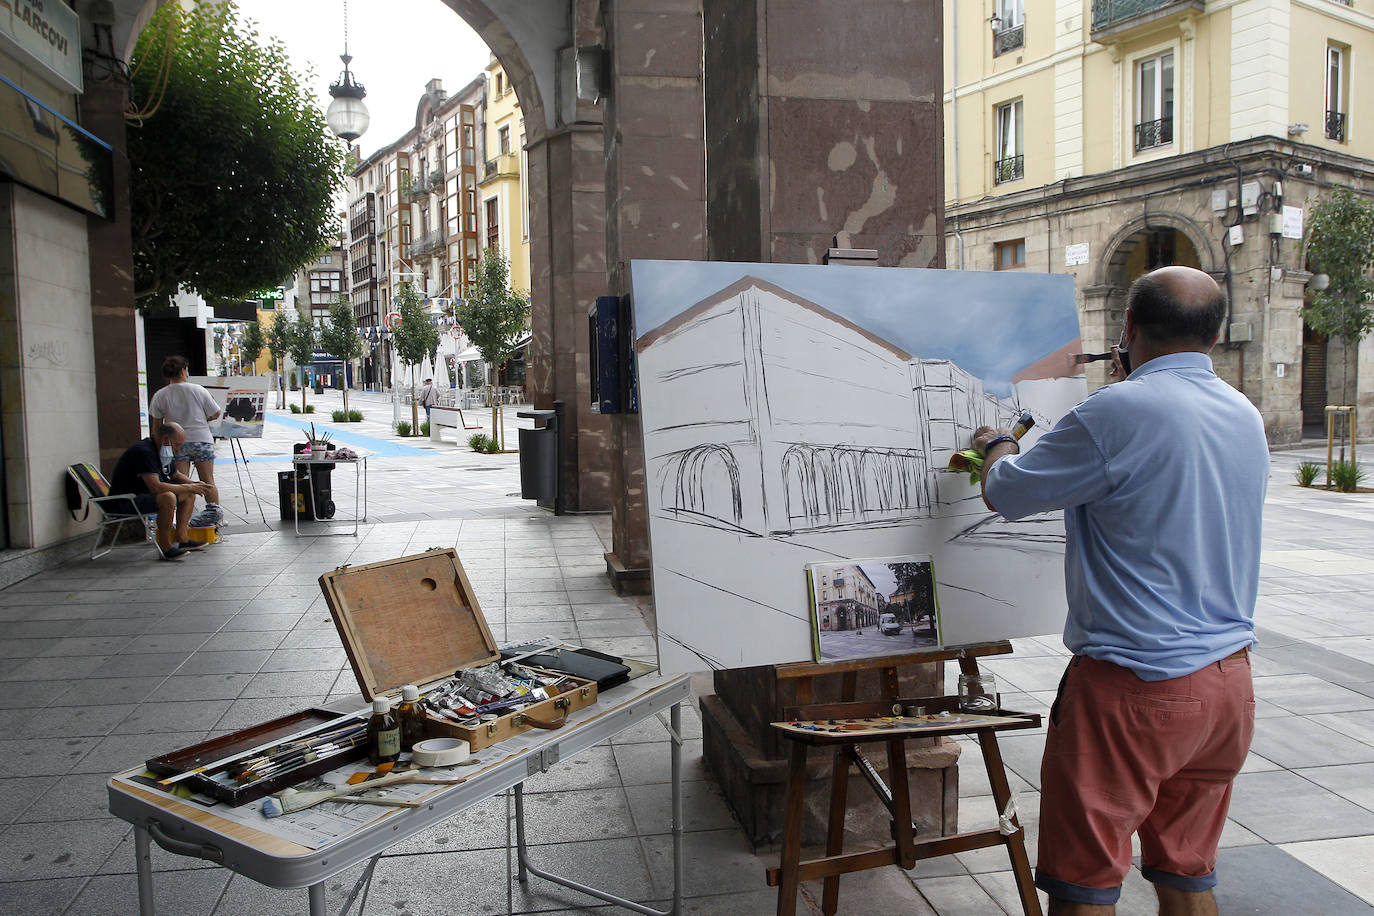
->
<box><xmin>318</xmin><ymin>549</ymin><xmax>597</xmax><ymax>752</ymax></box>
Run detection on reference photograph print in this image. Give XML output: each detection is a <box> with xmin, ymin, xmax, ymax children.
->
<box><xmin>629</xmin><ymin>261</ymin><xmax>1088</xmax><ymax>674</ymax></box>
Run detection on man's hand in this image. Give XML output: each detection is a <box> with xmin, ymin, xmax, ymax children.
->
<box><xmin>1109</xmin><ymin>345</ymin><xmax>1128</xmax><ymax>381</ymax></box>
<box><xmin>973</xmin><ymin>425</ymin><xmax>1013</xmax><ymax>456</ymax></box>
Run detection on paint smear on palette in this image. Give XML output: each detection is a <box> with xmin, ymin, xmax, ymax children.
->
<box><xmin>629</xmin><ymin>261</ymin><xmax>1086</xmax><ymax>674</ymax></box>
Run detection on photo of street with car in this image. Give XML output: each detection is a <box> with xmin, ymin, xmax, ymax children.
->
<box><xmin>806</xmin><ymin>555</ymin><xmax>941</xmax><ymax>662</ymax></box>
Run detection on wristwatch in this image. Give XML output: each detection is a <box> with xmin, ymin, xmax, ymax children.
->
<box><xmin>981</xmin><ymin>433</ymin><xmax>1019</xmax><ymax>456</ymax></box>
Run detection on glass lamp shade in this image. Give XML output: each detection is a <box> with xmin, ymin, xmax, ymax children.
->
<box><xmin>326</xmin><ymin>96</ymin><xmax>370</xmax><ymax>142</ymax></box>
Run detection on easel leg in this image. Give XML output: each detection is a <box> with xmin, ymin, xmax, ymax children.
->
<box><xmin>821</xmin><ymin>747</ymin><xmax>850</xmax><ymax>915</ymax></box>
<box><xmin>887</xmin><ymin>738</ymin><xmax>917</xmax><ymax>870</ymax></box>
<box><xmin>977</xmin><ymin>730</ymin><xmax>1040</xmax><ymax>916</ymax></box>
<box><xmin>776</xmin><ymin>741</ymin><xmax>808</xmax><ymax>916</ymax></box>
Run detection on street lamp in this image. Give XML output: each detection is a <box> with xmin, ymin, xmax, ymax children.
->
<box><xmin>326</xmin><ymin>1</ymin><xmax>369</xmax><ymax>144</ymax></box>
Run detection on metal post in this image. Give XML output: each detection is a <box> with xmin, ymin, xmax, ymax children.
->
<box><xmin>553</xmin><ymin>399</ymin><xmax>565</xmax><ymax>516</ymax></box>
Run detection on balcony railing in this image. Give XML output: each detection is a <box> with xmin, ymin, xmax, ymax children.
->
<box><xmin>1326</xmin><ymin>110</ymin><xmax>1346</xmax><ymax>142</ymax></box>
<box><xmin>1091</xmin><ymin>0</ymin><xmax>1203</xmax><ymax>36</ymax></box>
<box><xmin>994</xmin><ymin>154</ymin><xmax>1024</xmax><ymax>184</ymax></box>
<box><xmin>994</xmin><ymin>23</ymin><xmax>1025</xmax><ymax>56</ymax></box>
<box><xmin>411</xmin><ymin>229</ymin><xmax>444</xmax><ymax>257</ymax></box>
<box><xmin>1134</xmin><ymin>117</ymin><xmax>1174</xmax><ymax>151</ymax></box>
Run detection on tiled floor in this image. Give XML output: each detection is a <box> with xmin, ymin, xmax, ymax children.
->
<box><xmin>0</xmin><ymin>391</ymin><xmax>1371</xmax><ymax>913</ymax></box>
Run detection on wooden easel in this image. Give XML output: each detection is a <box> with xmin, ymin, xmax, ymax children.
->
<box><xmin>766</xmin><ymin>640</ymin><xmax>1042</xmax><ymax>916</ymax></box>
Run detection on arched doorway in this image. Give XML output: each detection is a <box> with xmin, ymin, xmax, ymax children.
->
<box><xmin>1104</xmin><ymin>225</ymin><xmax>1203</xmax><ymax>289</ymax></box>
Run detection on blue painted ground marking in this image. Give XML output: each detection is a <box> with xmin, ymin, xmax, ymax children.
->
<box><xmin>263</xmin><ymin>413</ymin><xmax>431</xmax><ymax>457</ymax></box>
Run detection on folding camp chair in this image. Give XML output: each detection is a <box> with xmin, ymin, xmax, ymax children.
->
<box><xmin>66</xmin><ymin>463</ymin><xmax>158</xmax><ymax>559</ymax></box>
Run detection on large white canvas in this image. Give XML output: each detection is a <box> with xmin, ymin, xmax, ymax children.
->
<box><xmin>629</xmin><ymin>261</ymin><xmax>1088</xmax><ymax>675</ymax></box>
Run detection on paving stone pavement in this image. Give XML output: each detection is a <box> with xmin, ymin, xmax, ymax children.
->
<box><xmin>0</xmin><ymin>389</ymin><xmax>1370</xmax><ymax>914</ymax></box>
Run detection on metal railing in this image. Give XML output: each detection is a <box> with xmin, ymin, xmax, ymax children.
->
<box><xmin>1326</xmin><ymin>110</ymin><xmax>1346</xmax><ymax>142</ymax></box>
<box><xmin>1134</xmin><ymin>117</ymin><xmax>1174</xmax><ymax>151</ymax></box>
<box><xmin>410</xmin><ymin>229</ymin><xmax>444</xmax><ymax>257</ymax></box>
<box><xmin>994</xmin><ymin>154</ymin><xmax>1024</xmax><ymax>184</ymax></box>
<box><xmin>994</xmin><ymin>23</ymin><xmax>1025</xmax><ymax>56</ymax></box>
<box><xmin>1091</xmin><ymin>0</ymin><xmax>1197</xmax><ymax>31</ymax></box>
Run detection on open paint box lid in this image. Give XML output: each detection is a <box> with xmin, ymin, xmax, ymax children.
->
<box><xmin>318</xmin><ymin>548</ymin><xmax>501</xmax><ymax>701</ymax></box>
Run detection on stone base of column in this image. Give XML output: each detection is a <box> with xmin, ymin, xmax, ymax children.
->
<box><xmin>604</xmin><ymin>551</ymin><xmax>652</xmax><ymax>596</ymax></box>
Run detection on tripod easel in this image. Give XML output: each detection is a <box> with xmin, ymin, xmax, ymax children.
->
<box><xmin>767</xmin><ymin>640</ymin><xmax>1042</xmax><ymax>916</ymax></box>
<box><xmin>226</xmin><ymin>436</ymin><xmax>268</xmax><ymax>525</ymax></box>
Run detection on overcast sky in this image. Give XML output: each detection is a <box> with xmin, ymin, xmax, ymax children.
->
<box><xmin>233</xmin><ymin>0</ymin><xmax>492</xmax><ymax>158</ymax></box>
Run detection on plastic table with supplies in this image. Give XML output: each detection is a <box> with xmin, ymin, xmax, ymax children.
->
<box><xmin>289</xmin><ymin>452</ymin><xmax>367</xmax><ymax>537</ymax></box>
<box><xmin>106</xmin><ymin>672</ymin><xmax>691</xmax><ymax>916</ymax></box>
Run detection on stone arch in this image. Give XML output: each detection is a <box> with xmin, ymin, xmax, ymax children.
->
<box><xmin>1094</xmin><ymin>211</ymin><xmax>1218</xmax><ymax>289</ymax></box>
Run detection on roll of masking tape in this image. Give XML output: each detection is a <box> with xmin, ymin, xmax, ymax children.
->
<box><xmin>411</xmin><ymin>737</ymin><xmax>471</xmax><ymax>767</ymax></box>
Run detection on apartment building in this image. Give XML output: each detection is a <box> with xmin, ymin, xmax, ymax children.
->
<box><xmin>348</xmin><ymin>75</ymin><xmax>485</xmax><ymax>388</ymax></box>
<box><xmin>480</xmin><ymin>55</ymin><xmax>532</xmax><ymax>296</ymax></box>
<box><xmin>945</xmin><ymin>0</ymin><xmax>1374</xmax><ymax>441</ymax></box>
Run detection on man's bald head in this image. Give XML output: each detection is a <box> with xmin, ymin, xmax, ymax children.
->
<box><xmin>1126</xmin><ymin>266</ymin><xmax>1227</xmax><ymax>350</ymax></box>
<box><xmin>156</xmin><ymin>421</ymin><xmax>187</xmax><ymax>449</ymax></box>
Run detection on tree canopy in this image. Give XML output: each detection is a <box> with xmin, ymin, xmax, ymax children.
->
<box><xmin>392</xmin><ymin>283</ymin><xmax>440</xmax><ymax>373</ymax></box>
<box><xmin>320</xmin><ymin>296</ymin><xmax>364</xmax><ymax>412</ymax></box>
<box><xmin>1304</xmin><ymin>187</ymin><xmax>1374</xmax><ymax>345</ymax></box>
<box><xmin>127</xmin><ymin>1</ymin><xmax>345</xmax><ymax>304</ymax></box>
<box><xmin>240</xmin><ymin>321</ymin><xmax>264</xmax><ymax>371</ymax></box>
<box><xmin>455</xmin><ymin>249</ymin><xmax>529</xmax><ymax>375</ymax></box>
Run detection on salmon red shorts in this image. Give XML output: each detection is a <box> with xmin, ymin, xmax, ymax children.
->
<box><xmin>1034</xmin><ymin>652</ymin><xmax>1255</xmax><ymax>905</ymax></box>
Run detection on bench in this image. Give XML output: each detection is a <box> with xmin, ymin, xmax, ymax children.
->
<box><xmin>430</xmin><ymin>405</ymin><xmax>482</xmax><ymax>443</ymax></box>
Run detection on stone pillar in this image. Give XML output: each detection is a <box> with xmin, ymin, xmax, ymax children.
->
<box><xmin>526</xmin><ymin>124</ymin><xmax>612</xmax><ymax>511</ymax></box>
<box><xmin>81</xmin><ymin>74</ymin><xmax>141</xmax><ymax>472</ymax></box>
<box><xmin>602</xmin><ymin>0</ymin><xmax>707</xmax><ymax>592</ymax></box>
<box><xmin>1261</xmin><ymin>272</ymin><xmax>1308</xmax><ymax>444</ymax></box>
<box><xmin>1080</xmin><ymin>285</ymin><xmax>1125</xmax><ymax>391</ymax></box>
<box><xmin>704</xmin><ymin>0</ymin><xmax>945</xmax><ymax>268</ymax></box>
<box><xmin>694</xmin><ymin>0</ymin><xmax>954</xmax><ymax>849</ymax></box>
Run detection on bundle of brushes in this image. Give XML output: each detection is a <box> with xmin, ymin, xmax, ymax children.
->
<box><xmin>260</xmin><ymin>769</ymin><xmax>467</xmax><ymax>818</ymax></box>
<box><xmin>226</xmin><ymin>723</ymin><xmax>367</xmax><ymax>786</ymax></box>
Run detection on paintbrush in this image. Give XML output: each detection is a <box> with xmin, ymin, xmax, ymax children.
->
<box><xmin>158</xmin><ymin>712</ymin><xmax>365</xmax><ymax>787</ymax></box>
<box><xmin>260</xmin><ymin>770</ymin><xmax>467</xmax><ymax>818</ymax></box>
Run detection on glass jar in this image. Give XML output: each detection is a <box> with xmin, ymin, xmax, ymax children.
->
<box><xmin>957</xmin><ymin>673</ymin><xmax>999</xmax><ymax>713</ymax></box>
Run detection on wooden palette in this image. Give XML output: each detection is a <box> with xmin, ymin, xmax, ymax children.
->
<box><xmin>772</xmin><ymin>712</ymin><xmax>1029</xmax><ymax>740</ymax></box>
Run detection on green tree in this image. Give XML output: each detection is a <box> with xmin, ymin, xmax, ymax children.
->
<box><xmin>319</xmin><ymin>295</ymin><xmax>364</xmax><ymax>416</ymax></box>
<box><xmin>1305</xmin><ymin>187</ymin><xmax>1374</xmax><ymax>405</ymax></box>
<box><xmin>887</xmin><ymin>561</ymin><xmax>935</xmax><ymax>626</ymax></box>
<box><xmin>392</xmin><ymin>283</ymin><xmax>441</xmax><ymax>433</ymax></box>
<box><xmin>455</xmin><ymin>249</ymin><xmax>530</xmax><ymax>441</ymax></box>
<box><xmin>127</xmin><ymin>2</ymin><xmax>345</xmax><ymax>304</ymax></box>
<box><xmin>266</xmin><ymin>310</ymin><xmax>293</xmax><ymax>408</ymax></box>
<box><xmin>286</xmin><ymin>310</ymin><xmax>318</xmax><ymax>412</ymax></box>
<box><xmin>240</xmin><ymin>321</ymin><xmax>264</xmax><ymax>374</ymax></box>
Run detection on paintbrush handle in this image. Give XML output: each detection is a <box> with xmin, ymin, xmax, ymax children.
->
<box><xmin>159</xmin><ymin>712</ymin><xmax>365</xmax><ymax>786</ymax></box>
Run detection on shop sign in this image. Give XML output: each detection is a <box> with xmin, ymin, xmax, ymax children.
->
<box><xmin>0</xmin><ymin>0</ymin><xmax>83</xmax><ymax>94</ymax></box>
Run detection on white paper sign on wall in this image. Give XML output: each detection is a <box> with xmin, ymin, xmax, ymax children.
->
<box><xmin>1064</xmin><ymin>243</ymin><xmax>1090</xmax><ymax>267</ymax></box>
<box><xmin>1282</xmin><ymin>206</ymin><xmax>1304</xmax><ymax>240</ymax></box>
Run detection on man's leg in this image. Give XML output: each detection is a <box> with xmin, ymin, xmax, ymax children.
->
<box><xmin>1154</xmin><ymin>885</ymin><xmax>1218</xmax><ymax>916</ymax></box>
<box><xmin>155</xmin><ymin>492</ymin><xmax>177</xmax><ymax>551</ymax></box>
<box><xmin>1049</xmin><ymin>900</ymin><xmax>1114</xmax><ymax>916</ymax></box>
<box><xmin>174</xmin><ymin>491</ymin><xmax>196</xmax><ymax>541</ymax></box>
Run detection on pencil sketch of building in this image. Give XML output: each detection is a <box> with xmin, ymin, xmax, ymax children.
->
<box><xmin>637</xmin><ymin>277</ymin><xmax>1049</xmax><ymax>537</ymax></box>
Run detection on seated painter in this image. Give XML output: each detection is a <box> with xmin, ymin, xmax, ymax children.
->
<box><xmin>109</xmin><ymin>421</ymin><xmax>215</xmax><ymax>560</ymax></box>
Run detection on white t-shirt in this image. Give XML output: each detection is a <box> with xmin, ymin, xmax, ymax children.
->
<box><xmin>149</xmin><ymin>381</ymin><xmax>221</xmax><ymax>444</ymax></box>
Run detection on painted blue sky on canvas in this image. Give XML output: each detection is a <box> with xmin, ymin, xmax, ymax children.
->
<box><xmin>629</xmin><ymin>260</ymin><xmax>1080</xmax><ymax>396</ymax></box>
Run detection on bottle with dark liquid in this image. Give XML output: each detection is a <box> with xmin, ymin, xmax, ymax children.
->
<box><xmin>367</xmin><ymin>697</ymin><xmax>401</xmax><ymax>764</ymax></box>
<box><xmin>397</xmin><ymin>684</ymin><xmax>426</xmax><ymax>752</ymax></box>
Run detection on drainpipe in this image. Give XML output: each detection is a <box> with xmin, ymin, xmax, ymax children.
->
<box><xmin>951</xmin><ymin>0</ymin><xmax>966</xmax><ymax>268</ymax></box>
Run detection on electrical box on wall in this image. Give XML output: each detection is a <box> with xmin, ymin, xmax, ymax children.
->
<box><xmin>588</xmin><ymin>295</ymin><xmax>639</xmax><ymax>414</ymax></box>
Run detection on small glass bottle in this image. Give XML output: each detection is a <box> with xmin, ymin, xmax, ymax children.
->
<box><xmin>397</xmin><ymin>684</ymin><xmax>426</xmax><ymax>752</ymax></box>
<box><xmin>367</xmin><ymin>697</ymin><xmax>401</xmax><ymax>764</ymax></box>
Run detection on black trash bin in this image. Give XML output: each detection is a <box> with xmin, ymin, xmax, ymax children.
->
<box><xmin>518</xmin><ymin>425</ymin><xmax>557</xmax><ymax>501</ymax></box>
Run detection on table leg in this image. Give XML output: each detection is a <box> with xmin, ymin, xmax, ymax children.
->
<box><xmin>135</xmin><ymin>824</ymin><xmax>155</xmax><ymax>916</ymax></box>
<box><xmin>669</xmin><ymin>702</ymin><xmax>683</xmax><ymax>915</ymax></box>
<box><xmin>308</xmin><ymin>882</ymin><xmax>327</xmax><ymax>916</ymax></box>
<box><xmin>776</xmin><ymin>740</ymin><xmax>808</xmax><ymax>916</ymax></box>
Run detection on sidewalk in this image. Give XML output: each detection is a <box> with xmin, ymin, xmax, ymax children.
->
<box><xmin>0</xmin><ymin>394</ymin><xmax>1370</xmax><ymax>914</ymax></box>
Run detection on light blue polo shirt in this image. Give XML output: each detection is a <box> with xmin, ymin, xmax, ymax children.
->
<box><xmin>985</xmin><ymin>352</ymin><xmax>1269</xmax><ymax>680</ymax></box>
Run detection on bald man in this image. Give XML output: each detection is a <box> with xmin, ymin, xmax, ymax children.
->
<box><xmin>110</xmin><ymin>421</ymin><xmax>215</xmax><ymax>560</ymax></box>
<box><xmin>974</xmin><ymin>267</ymin><xmax>1269</xmax><ymax>916</ymax></box>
